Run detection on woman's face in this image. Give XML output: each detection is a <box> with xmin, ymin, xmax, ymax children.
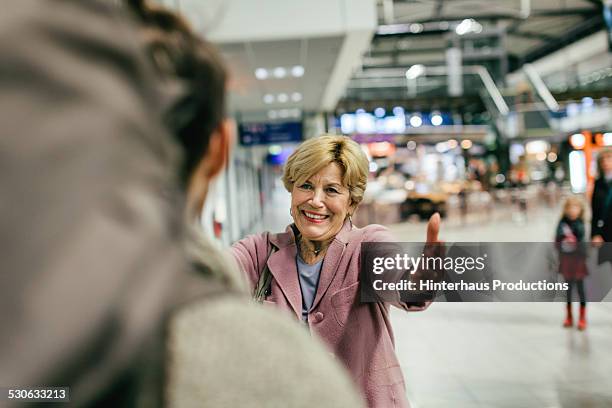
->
<box><xmin>290</xmin><ymin>162</ymin><xmax>353</xmax><ymax>242</ymax></box>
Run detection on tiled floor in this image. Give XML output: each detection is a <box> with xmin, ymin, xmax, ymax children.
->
<box><xmin>387</xmin><ymin>205</ymin><xmax>612</xmax><ymax>408</ymax></box>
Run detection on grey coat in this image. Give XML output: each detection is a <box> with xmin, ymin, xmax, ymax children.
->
<box><xmin>0</xmin><ymin>1</ymin><xmax>363</xmax><ymax>407</ymax></box>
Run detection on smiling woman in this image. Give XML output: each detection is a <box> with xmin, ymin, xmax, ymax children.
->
<box><xmin>232</xmin><ymin>134</ymin><xmax>442</xmax><ymax>408</ymax></box>
<box><xmin>285</xmin><ymin>136</ymin><xmax>368</xmax><ymax>262</ymax></box>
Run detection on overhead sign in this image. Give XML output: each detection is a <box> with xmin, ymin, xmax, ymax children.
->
<box><xmin>239</xmin><ymin>122</ymin><xmax>303</xmax><ymax>145</ymax></box>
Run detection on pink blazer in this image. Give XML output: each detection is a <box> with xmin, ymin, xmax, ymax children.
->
<box><xmin>232</xmin><ymin>220</ymin><xmax>429</xmax><ymax>408</ymax></box>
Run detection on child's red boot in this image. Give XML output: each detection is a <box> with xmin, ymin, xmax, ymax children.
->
<box><xmin>577</xmin><ymin>305</ymin><xmax>587</xmax><ymax>331</ymax></box>
<box><xmin>563</xmin><ymin>304</ymin><xmax>573</xmax><ymax>328</ymax></box>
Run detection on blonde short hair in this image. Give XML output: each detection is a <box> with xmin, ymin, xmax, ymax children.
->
<box><xmin>282</xmin><ymin>135</ymin><xmax>369</xmax><ymax>207</ymax></box>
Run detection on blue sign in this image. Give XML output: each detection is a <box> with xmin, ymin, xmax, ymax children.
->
<box><xmin>239</xmin><ymin>122</ymin><xmax>303</xmax><ymax>146</ymax></box>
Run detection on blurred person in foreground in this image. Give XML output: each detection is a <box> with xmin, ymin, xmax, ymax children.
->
<box><xmin>0</xmin><ymin>0</ymin><xmax>363</xmax><ymax>406</ymax></box>
<box><xmin>232</xmin><ymin>135</ymin><xmax>442</xmax><ymax>408</ymax></box>
<box><xmin>555</xmin><ymin>197</ymin><xmax>588</xmax><ymax>330</ymax></box>
<box><xmin>591</xmin><ymin>148</ymin><xmax>612</xmax><ymax>264</ymax></box>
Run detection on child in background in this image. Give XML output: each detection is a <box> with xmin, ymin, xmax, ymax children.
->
<box><xmin>556</xmin><ymin>196</ymin><xmax>588</xmax><ymax>330</ymax></box>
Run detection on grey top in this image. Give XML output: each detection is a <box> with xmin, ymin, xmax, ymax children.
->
<box><xmin>296</xmin><ymin>254</ymin><xmax>324</xmax><ymax>322</ymax></box>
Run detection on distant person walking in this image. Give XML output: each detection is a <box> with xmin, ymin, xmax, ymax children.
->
<box><xmin>556</xmin><ymin>197</ymin><xmax>588</xmax><ymax>330</ymax></box>
<box><xmin>591</xmin><ymin>148</ymin><xmax>612</xmax><ymax>264</ymax></box>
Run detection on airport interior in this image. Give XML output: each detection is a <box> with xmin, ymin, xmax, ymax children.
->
<box><xmin>2</xmin><ymin>0</ymin><xmax>612</xmax><ymax>407</ymax></box>
<box><xmin>179</xmin><ymin>0</ymin><xmax>612</xmax><ymax>406</ymax></box>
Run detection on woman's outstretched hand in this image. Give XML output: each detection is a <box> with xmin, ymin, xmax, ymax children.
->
<box><xmin>426</xmin><ymin>212</ymin><xmax>441</xmax><ymax>244</ymax></box>
<box><xmin>403</xmin><ymin>213</ymin><xmax>445</xmax><ymax>306</ymax></box>
<box><xmin>423</xmin><ymin>212</ymin><xmax>445</xmax><ymax>282</ymax></box>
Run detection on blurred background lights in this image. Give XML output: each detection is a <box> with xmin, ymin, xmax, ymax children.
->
<box><xmin>263</xmin><ymin>94</ymin><xmax>274</xmax><ymax>104</ymax></box>
<box><xmin>435</xmin><ymin>142</ymin><xmax>448</xmax><ymax>153</ymax></box>
<box><xmin>455</xmin><ymin>18</ymin><xmax>482</xmax><ymax>35</ymax></box>
<box><xmin>570</xmin><ymin>133</ymin><xmax>586</xmax><ymax>149</ymax></box>
<box><xmin>409</xmin><ymin>115</ymin><xmax>423</xmax><ymax>127</ymax></box>
<box><xmin>291</xmin><ymin>92</ymin><xmax>302</xmax><ymax>102</ymax></box>
<box><xmin>268</xmin><ymin>145</ymin><xmax>282</xmax><ymax>155</ymax></box>
<box><xmin>525</xmin><ymin>140</ymin><xmax>550</xmax><ymax>154</ymax></box>
<box><xmin>277</xmin><ymin>93</ymin><xmax>288</xmax><ymax>103</ymax></box>
<box><xmin>430</xmin><ymin>113</ymin><xmax>443</xmax><ymax>126</ymax></box>
<box><xmin>374</xmin><ymin>107</ymin><xmax>386</xmax><ymax>118</ymax></box>
<box><xmin>255</xmin><ymin>68</ymin><xmax>268</xmax><ymax>79</ymax></box>
<box><xmin>461</xmin><ymin>139</ymin><xmax>473</xmax><ymax>149</ymax></box>
<box><xmin>273</xmin><ymin>67</ymin><xmax>287</xmax><ymax>78</ymax></box>
<box><xmin>393</xmin><ymin>106</ymin><xmax>405</xmax><ymax>116</ymax></box>
<box><xmin>409</xmin><ymin>23</ymin><xmax>424</xmax><ymax>33</ymax></box>
<box><xmin>291</xmin><ymin>65</ymin><xmax>305</xmax><ymax>77</ymax></box>
<box><xmin>405</xmin><ymin>64</ymin><xmax>425</xmax><ymax>80</ymax></box>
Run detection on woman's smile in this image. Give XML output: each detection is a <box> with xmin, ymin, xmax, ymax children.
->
<box><xmin>301</xmin><ymin>210</ymin><xmax>329</xmax><ymax>223</ymax></box>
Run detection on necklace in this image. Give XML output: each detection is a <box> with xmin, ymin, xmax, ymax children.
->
<box><xmin>298</xmin><ymin>235</ymin><xmax>323</xmax><ymax>257</ymax></box>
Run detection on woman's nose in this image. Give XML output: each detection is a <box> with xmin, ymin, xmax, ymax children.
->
<box><xmin>309</xmin><ymin>189</ymin><xmax>325</xmax><ymax>207</ymax></box>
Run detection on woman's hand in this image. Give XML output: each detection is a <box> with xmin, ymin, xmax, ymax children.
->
<box><xmin>426</xmin><ymin>212</ymin><xmax>441</xmax><ymax>244</ymax></box>
<box><xmin>409</xmin><ymin>213</ymin><xmax>444</xmax><ymax>287</ymax></box>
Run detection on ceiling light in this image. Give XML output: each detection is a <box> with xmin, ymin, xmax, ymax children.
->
<box><xmin>263</xmin><ymin>94</ymin><xmax>274</xmax><ymax>104</ymax></box>
<box><xmin>374</xmin><ymin>107</ymin><xmax>386</xmax><ymax>118</ymax></box>
<box><xmin>409</xmin><ymin>23</ymin><xmax>423</xmax><ymax>34</ymax></box>
<box><xmin>291</xmin><ymin>92</ymin><xmax>302</xmax><ymax>102</ymax></box>
<box><xmin>392</xmin><ymin>106</ymin><xmax>405</xmax><ymax>116</ymax></box>
<box><xmin>268</xmin><ymin>110</ymin><xmax>278</xmax><ymax>119</ymax></box>
<box><xmin>291</xmin><ymin>65</ymin><xmax>305</xmax><ymax>77</ymax></box>
<box><xmin>456</xmin><ymin>19</ymin><xmax>481</xmax><ymax>36</ymax></box>
<box><xmin>277</xmin><ymin>93</ymin><xmax>288</xmax><ymax>103</ymax></box>
<box><xmin>290</xmin><ymin>108</ymin><xmax>301</xmax><ymax>118</ymax></box>
<box><xmin>255</xmin><ymin>68</ymin><xmax>268</xmax><ymax>80</ymax></box>
<box><xmin>278</xmin><ymin>109</ymin><xmax>290</xmax><ymax>118</ymax></box>
<box><xmin>409</xmin><ymin>115</ymin><xmax>422</xmax><ymax>127</ymax></box>
<box><xmin>405</xmin><ymin>64</ymin><xmax>425</xmax><ymax>80</ymax></box>
<box><xmin>273</xmin><ymin>67</ymin><xmax>287</xmax><ymax>78</ymax></box>
<box><xmin>356</xmin><ymin>108</ymin><xmax>366</xmax><ymax>114</ymax></box>
<box><xmin>447</xmin><ymin>139</ymin><xmax>458</xmax><ymax>149</ymax></box>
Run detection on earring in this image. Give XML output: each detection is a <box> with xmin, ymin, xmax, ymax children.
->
<box><xmin>290</xmin><ymin>208</ymin><xmax>293</xmax><ymax>217</ymax></box>
<box><xmin>348</xmin><ymin>214</ymin><xmax>353</xmax><ymax>227</ymax></box>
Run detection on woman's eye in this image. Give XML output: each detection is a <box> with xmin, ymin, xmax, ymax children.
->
<box><xmin>299</xmin><ymin>183</ymin><xmax>313</xmax><ymax>190</ymax></box>
<box><xmin>326</xmin><ymin>187</ymin><xmax>340</xmax><ymax>194</ymax></box>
